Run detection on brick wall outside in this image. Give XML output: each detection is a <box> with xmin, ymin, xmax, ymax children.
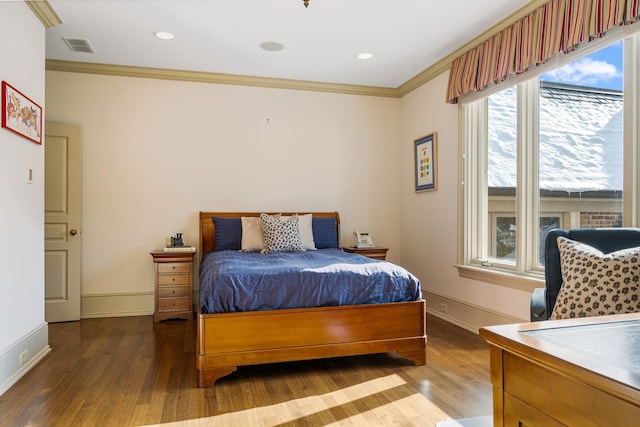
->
<box><xmin>580</xmin><ymin>212</ymin><xmax>623</xmax><ymax>228</ymax></box>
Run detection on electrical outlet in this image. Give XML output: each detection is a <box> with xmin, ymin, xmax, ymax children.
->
<box><xmin>19</xmin><ymin>350</ymin><xmax>28</xmax><ymax>365</ymax></box>
<box><xmin>439</xmin><ymin>303</ymin><xmax>448</xmax><ymax>313</ymax></box>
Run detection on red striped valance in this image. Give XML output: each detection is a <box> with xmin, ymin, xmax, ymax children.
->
<box><xmin>446</xmin><ymin>0</ymin><xmax>640</xmax><ymax>104</ymax></box>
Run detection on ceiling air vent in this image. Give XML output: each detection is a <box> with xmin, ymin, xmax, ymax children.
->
<box><xmin>62</xmin><ymin>37</ymin><xmax>95</xmax><ymax>53</ymax></box>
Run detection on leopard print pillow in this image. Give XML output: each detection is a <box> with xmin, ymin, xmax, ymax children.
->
<box><xmin>260</xmin><ymin>213</ymin><xmax>303</xmax><ymax>253</ymax></box>
<box><xmin>550</xmin><ymin>236</ymin><xmax>640</xmax><ymax>320</ymax></box>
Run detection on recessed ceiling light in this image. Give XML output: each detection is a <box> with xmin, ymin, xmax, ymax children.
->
<box><xmin>357</xmin><ymin>52</ymin><xmax>374</xmax><ymax>60</ymax></box>
<box><xmin>154</xmin><ymin>31</ymin><xmax>175</xmax><ymax>40</ymax></box>
<box><xmin>260</xmin><ymin>42</ymin><xmax>284</xmax><ymax>52</ymax></box>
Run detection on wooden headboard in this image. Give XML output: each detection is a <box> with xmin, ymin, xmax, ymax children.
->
<box><xmin>199</xmin><ymin>212</ymin><xmax>341</xmax><ymax>257</ymax></box>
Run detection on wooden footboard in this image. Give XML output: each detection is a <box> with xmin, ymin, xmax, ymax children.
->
<box><xmin>196</xmin><ymin>300</ymin><xmax>427</xmax><ymax>387</ymax></box>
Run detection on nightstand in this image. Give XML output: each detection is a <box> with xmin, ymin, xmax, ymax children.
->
<box><xmin>342</xmin><ymin>246</ymin><xmax>389</xmax><ymax>260</ymax></box>
<box><xmin>150</xmin><ymin>250</ymin><xmax>195</xmax><ymax>322</ymax></box>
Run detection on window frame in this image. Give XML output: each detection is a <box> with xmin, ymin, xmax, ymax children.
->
<box><xmin>457</xmin><ymin>29</ymin><xmax>640</xmax><ymax>291</ymax></box>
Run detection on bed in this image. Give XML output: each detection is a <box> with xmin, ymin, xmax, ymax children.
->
<box><xmin>196</xmin><ymin>211</ymin><xmax>427</xmax><ymax>388</ymax></box>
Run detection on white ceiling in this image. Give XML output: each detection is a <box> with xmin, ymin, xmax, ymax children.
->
<box><xmin>45</xmin><ymin>0</ymin><xmax>530</xmax><ymax>88</ymax></box>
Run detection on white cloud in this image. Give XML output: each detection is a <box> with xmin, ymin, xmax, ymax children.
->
<box><xmin>542</xmin><ymin>58</ymin><xmax>620</xmax><ymax>86</ymax></box>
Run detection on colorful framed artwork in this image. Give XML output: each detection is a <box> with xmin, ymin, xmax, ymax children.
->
<box><xmin>414</xmin><ymin>132</ymin><xmax>437</xmax><ymax>192</ymax></box>
<box><xmin>2</xmin><ymin>81</ymin><xmax>42</xmax><ymax>144</ymax></box>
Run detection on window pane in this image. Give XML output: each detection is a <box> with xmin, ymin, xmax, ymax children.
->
<box><xmin>539</xmin><ymin>216</ymin><xmax>561</xmax><ymax>265</ymax></box>
<box><xmin>538</xmin><ymin>42</ymin><xmax>623</xmax><ymax>266</ymax></box>
<box><xmin>494</xmin><ymin>215</ymin><xmax>516</xmax><ymax>260</ymax></box>
<box><xmin>488</xmin><ymin>86</ymin><xmax>517</xmax><ymax>262</ymax></box>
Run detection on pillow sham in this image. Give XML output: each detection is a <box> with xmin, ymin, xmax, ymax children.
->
<box><xmin>260</xmin><ymin>213</ymin><xmax>303</xmax><ymax>253</ymax></box>
<box><xmin>312</xmin><ymin>216</ymin><xmax>338</xmax><ymax>249</ymax></box>
<box><xmin>241</xmin><ymin>216</ymin><xmax>266</xmax><ymax>252</ymax></box>
<box><xmin>550</xmin><ymin>236</ymin><xmax>640</xmax><ymax>320</ymax></box>
<box><xmin>212</xmin><ymin>217</ymin><xmax>242</xmax><ymax>251</ymax></box>
<box><xmin>281</xmin><ymin>213</ymin><xmax>316</xmax><ymax>250</ymax></box>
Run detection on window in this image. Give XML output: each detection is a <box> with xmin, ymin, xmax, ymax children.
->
<box><xmin>461</xmin><ymin>33</ymin><xmax>638</xmax><ymax>286</ymax></box>
<box><xmin>487</xmin><ymin>86</ymin><xmax>517</xmax><ymax>264</ymax></box>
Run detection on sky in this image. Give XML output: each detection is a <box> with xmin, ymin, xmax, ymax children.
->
<box><xmin>540</xmin><ymin>40</ymin><xmax>623</xmax><ymax>91</ymax></box>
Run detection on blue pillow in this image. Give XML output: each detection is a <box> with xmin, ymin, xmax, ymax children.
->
<box><xmin>212</xmin><ymin>217</ymin><xmax>241</xmax><ymax>250</ymax></box>
<box><xmin>312</xmin><ymin>216</ymin><xmax>338</xmax><ymax>249</ymax></box>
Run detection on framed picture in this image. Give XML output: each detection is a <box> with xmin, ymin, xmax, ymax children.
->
<box><xmin>2</xmin><ymin>81</ymin><xmax>42</xmax><ymax>144</ymax></box>
<box><xmin>414</xmin><ymin>132</ymin><xmax>437</xmax><ymax>192</ymax></box>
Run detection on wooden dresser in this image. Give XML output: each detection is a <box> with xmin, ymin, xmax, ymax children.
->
<box><xmin>480</xmin><ymin>313</ymin><xmax>640</xmax><ymax>426</ymax></box>
<box><xmin>150</xmin><ymin>250</ymin><xmax>195</xmax><ymax>322</ymax></box>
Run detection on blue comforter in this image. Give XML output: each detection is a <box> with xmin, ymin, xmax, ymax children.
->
<box><xmin>199</xmin><ymin>248</ymin><xmax>421</xmax><ymax>313</ymax></box>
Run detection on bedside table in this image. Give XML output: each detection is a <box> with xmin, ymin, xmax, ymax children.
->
<box><xmin>342</xmin><ymin>246</ymin><xmax>389</xmax><ymax>260</ymax></box>
<box><xmin>150</xmin><ymin>250</ymin><xmax>195</xmax><ymax>322</ymax></box>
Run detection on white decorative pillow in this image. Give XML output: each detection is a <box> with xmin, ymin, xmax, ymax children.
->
<box><xmin>281</xmin><ymin>214</ymin><xmax>316</xmax><ymax>250</ymax></box>
<box><xmin>241</xmin><ymin>216</ymin><xmax>265</xmax><ymax>252</ymax></box>
<box><xmin>551</xmin><ymin>236</ymin><xmax>640</xmax><ymax>320</ymax></box>
<box><xmin>260</xmin><ymin>213</ymin><xmax>303</xmax><ymax>253</ymax></box>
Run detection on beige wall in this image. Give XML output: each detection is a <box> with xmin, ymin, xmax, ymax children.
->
<box><xmin>0</xmin><ymin>2</ymin><xmax>49</xmax><ymax>395</ymax></box>
<box><xmin>46</xmin><ymin>69</ymin><xmax>534</xmax><ymax>328</ymax></box>
<box><xmin>45</xmin><ymin>71</ymin><xmax>403</xmax><ymax>312</ymax></box>
<box><xmin>399</xmin><ymin>72</ymin><xmax>531</xmax><ymax>328</ymax></box>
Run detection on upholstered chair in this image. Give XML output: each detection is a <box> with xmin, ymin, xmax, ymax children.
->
<box><xmin>530</xmin><ymin>227</ymin><xmax>640</xmax><ymax>321</ymax></box>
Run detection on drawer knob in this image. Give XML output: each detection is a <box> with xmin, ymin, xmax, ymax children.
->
<box><xmin>172</xmin><ymin>278</ymin><xmax>176</xmax><ymax>282</ymax></box>
<box><xmin>172</xmin><ymin>290</ymin><xmax>176</xmax><ymax>294</ymax></box>
<box><xmin>172</xmin><ymin>265</ymin><xmax>176</xmax><ymax>270</ymax></box>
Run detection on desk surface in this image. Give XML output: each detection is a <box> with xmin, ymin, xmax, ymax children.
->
<box><xmin>480</xmin><ymin>313</ymin><xmax>640</xmax><ymax>398</ymax></box>
<box><xmin>525</xmin><ymin>319</ymin><xmax>640</xmax><ymax>376</ymax></box>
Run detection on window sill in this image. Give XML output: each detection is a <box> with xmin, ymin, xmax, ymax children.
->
<box><xmin>455</xmin><ymin>264</ymin><xmax>544</xmax><ymax>293</ymax></box>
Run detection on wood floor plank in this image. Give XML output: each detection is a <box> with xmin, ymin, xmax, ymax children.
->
<box><xmin>0</xmin><ymin>314</ymin><xmax>492</xmax><ymax>426</ymax></box>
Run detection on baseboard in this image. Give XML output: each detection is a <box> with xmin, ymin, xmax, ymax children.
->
<box><xmin>81</xmin><ymin>292</ymin><xmax>154</xmax><ymax>318</ymax></box>
<box><xmin>0</xmin><ymin>322</ymin><xmax>50</xmax><ymax>396</ymax></box>
<box><xmin>424</xmin><ymin>290</ymin><xmax>525</xmax><ymax>334</ymax></box>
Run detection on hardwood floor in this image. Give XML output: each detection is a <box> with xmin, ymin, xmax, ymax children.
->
<box><xmin>0</xmin><ymin>314</ymin><xmax>492</xmax><ymax>426</ymax></box>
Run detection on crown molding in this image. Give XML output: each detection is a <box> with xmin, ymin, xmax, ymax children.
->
<box><xmin>44</xmin><ymin>0</ymin><xmax>547</xmax><ymax>98</ymax></box>
<box><xmin>25</xmin><ymin>0</ymin><xmax>62</xmax><ymax>28</ymax></box>
<box><xmin>45</xmin><ymin>60</ymin><xmax>400</xmax><ymax>98</ymax></box>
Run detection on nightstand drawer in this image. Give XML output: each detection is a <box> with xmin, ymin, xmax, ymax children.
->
<box><xmin>157</xmin><ymin>286</ymin><xmax>190</xmax><ymax>298</ymax></box>
<box><xmin>158</xmin><ymin>263</ymin><xmax>190</xmax><ymax>274</ymax></box>
<box><xmin>157</xmin><ymin>274</ymin><xmax>189</xmax><ymax>286</ymax></box>
<box><xmin>158</xmin><ymin>297</ymin><xmax>190</xmax><ymax>312</ymax></box>
<box><xmin>151</xmin><ymin>250</ymin><xmax>195</xmax><ymax>322</ymax></box>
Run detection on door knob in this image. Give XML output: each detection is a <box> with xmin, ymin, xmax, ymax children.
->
<box><xmin>70</xmin><ymin>229</ymin><xmax>78</xmax><ymax>236</ymax></box>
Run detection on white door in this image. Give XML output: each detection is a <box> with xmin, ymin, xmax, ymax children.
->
<box><xmin>45</xmin><ymin>122</ymin><xmax>82</xmax><ymax>322</ymax></box>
